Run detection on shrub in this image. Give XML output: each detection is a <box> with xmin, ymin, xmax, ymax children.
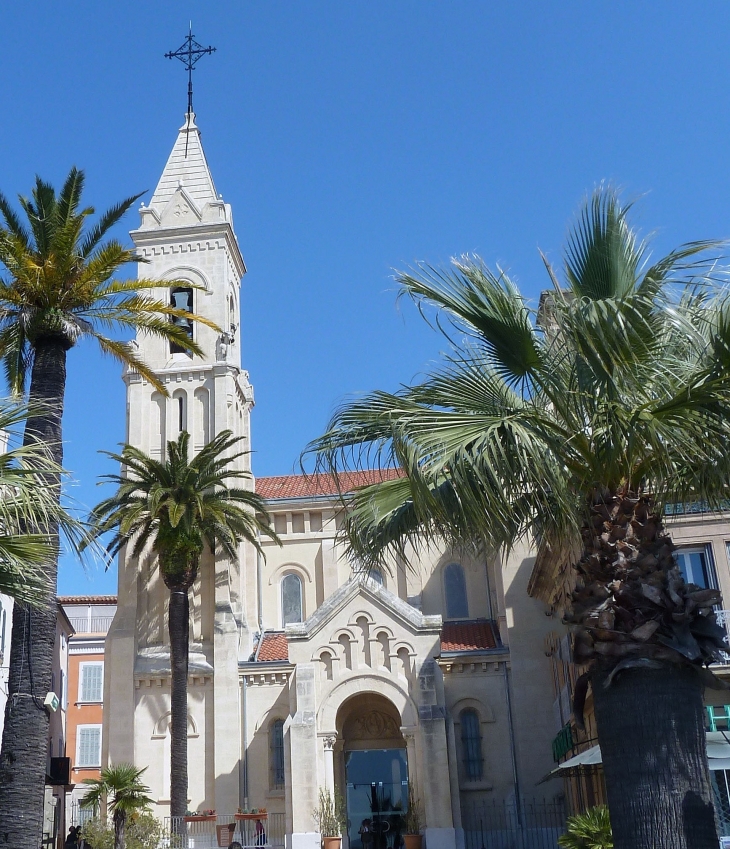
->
<box><xmin>81</xmin><ymin>812</ymin><xmax>163</xmax><ymax>849</ymax></box>
<box><xmin>558</xmin><ymin>805</ymin><xmax>613</xmax><ymax>849</ymax></box>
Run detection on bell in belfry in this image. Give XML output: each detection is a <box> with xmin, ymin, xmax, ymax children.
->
<box><xmin>172</xmin><ymin>290</ymin><xmax>192</xmax><ymax>334</ymax></box>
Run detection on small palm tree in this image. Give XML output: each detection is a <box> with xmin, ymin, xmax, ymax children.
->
<box><xmin>81</xmin><ymin>763</ymin><xmax>153</xmax><ymax>849</ymax></box>
<box><xmin>558</xmin><ymin>806</ymin><xmax>613</xmax><ymax>849</ymax></box>
<box><xmin>309</xmin><ymin>188</ymin><xmax>730</xmax><ymax>849</ymax></box>
<box><xmin>0</xmin><ymin>168</ymin><xmax>218</xmax><ymax>848</ymax></box>
<box><xmin>84</xmin><ymin>430</ymin><xmax>279</xmax><ymax>820</ymax></box>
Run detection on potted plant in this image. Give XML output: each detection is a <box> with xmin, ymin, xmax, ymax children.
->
<box><xmin>184</xmin><ymin>808</ymin><xmax>217</xmax><ymax>822</ymax></box>
<box><xmin>403</xmin><ymin>784</ymin><xmax>423</xmax><ymax>849</ymax></box>
<box><xmin>313</xmin><ymin>787</ymin><xmax>347</xmax><ymax>849</ymax></box>
<box><xmin>236</xmin><ymin>806</ymin><xmax>269</xmax><ymax>820</ymax></box>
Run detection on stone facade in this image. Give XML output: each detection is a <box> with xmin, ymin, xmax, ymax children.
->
<box><xmin>103</xmin><ymin>114</ymin><xmax>561</xmax><ymax>849</ymax></box>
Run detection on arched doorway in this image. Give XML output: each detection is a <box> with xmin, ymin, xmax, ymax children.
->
<box><xmin>337</xmin><ymin>693</ymin><xmax>408</xmax><ymax>849</ymax></box>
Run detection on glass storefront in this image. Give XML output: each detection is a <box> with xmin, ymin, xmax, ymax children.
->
<box><xmin>345</xmin><ymin>749</ymin><xmax>408</xmax><ymax>849</ymax></box>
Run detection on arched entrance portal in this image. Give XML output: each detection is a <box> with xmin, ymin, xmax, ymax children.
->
<box><xmin>336</xmin><ymin>694</ymin><xmax>408</xmax><ymax>849</ymax></box>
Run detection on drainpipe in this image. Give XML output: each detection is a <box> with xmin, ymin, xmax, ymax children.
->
<box><xmin>257</xmin><ymin>537</ymin><xmax>263</xmax><ymax>633</ymax></box>
<box><xmin>241</xmin><ymin>674</ymin><xmax>249</xmax><ymax>810</ymax></box>
<box><xmin>502</xmin><ymin>661</ymin><xmax>521</xmax><ymax>822</ymax></box>
<box><xmin>484</xmin><ymin>550</ymin><xmax>494</xmax><ymax>621</ymax></box>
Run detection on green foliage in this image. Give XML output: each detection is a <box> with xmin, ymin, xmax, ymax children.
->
<box><xmin>403</xmin><ymin>784</ymin><xmax>423</xmax><ymax>834</ymax></box>
<box><xmin>0</xmin><ymin>398</ymin><xmax>87</xmax><ymax>605</ymax></box>
<box><xmin>558</xmin><ymin>806</ymin><xmax>613</xmax><ymax>849</ymax></box>
<box><xmin>81</xmin><ymin>812</ymin><xmax>163</xmax><ymax>849</ymax></box>
<box><xmin>307</xmin><ymin>187</ymin><xmax>730</xmax><ymax>566</ymax></box>
<box><xmin>313</xmin><ymin>788</ymin><xmax>347</xmax><ymax>836</ymax></box>
<box><xmin>0</xmin><ymin>167</ymin><xmax>219</xmax><ymax>395</ymax></box>
<box><xmin>83</xmin><ymin>430</ymin><xmax>279</xmax><ymax>583</ymax></box>
<box><xmin>81</xmin><ymin>763</ymin><xmax>153</xmax><ymax>819</ymax></box>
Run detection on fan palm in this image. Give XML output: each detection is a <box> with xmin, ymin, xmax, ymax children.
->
<box><xmin>81</xmin><ymin>763</ymin><xmax>154</xmax><ymax>849</ymax></box>
<box><xmin>0</xmin><ymin>168</ymin><xmax>218</xmax><ymax>849</ymax></box>
<box><xmin>308</xmin><ymin>188</ymin><xmax>730</xmax><ymax>849</ymax></box>
<box><xmin>558</xmin><ymin>806</ymin><xmax>613</xmax><ymax>849</ymax></box>
<box><xmin>84</xmin><ymin>430</ymin><xmax>279</xmax><ymax>820</ymax></box>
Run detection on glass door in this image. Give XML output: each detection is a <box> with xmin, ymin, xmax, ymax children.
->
<box><xmin>345</xmin><ymin>749</ymin><xmax>408</xmax><ymax>849</ymax></box>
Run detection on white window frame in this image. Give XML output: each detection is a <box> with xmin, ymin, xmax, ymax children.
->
<box><xmin>76</xmin><ymin>725</ymin><xmax>102</xmax><ymax>769</ymax></box>
<box><xmin>677</xmin><ymin>545</ymin><xmax>718</xmax><ymax>590</ymax></box>
<box><xmin>78</xmin><ymin>662</ymin><xmax>104</xmax><ymax>703</ymax></box>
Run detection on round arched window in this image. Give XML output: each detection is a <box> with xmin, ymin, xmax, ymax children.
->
<box><xmin>281</xmin><ymin>573</ymin><xmax>303</xmax><ymax>625</ymax></box>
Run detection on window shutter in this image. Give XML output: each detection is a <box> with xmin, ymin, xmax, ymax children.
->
<box><xmin>81</xmin><ymin>665</ymin><xmax>103</xmax><ymax>702</ymax></box>
<box><xmin>78</xmin><ymin>727</ymin><xmax>101</xmax><ymax>767</ymax></box>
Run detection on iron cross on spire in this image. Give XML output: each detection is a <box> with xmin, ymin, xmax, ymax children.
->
<box><xmin>165</xmin><ymin>26</ymin><xmax>216</xmax><ymax>155</ymax></box>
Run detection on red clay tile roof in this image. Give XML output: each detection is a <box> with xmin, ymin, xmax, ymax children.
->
<box><xmin>256</xmin><ymin>632</ymin><xmax>289</xmax><ymax>663</ymax></box>
<box><xmin>256</xmin><ymin>469</ymin><xmax>404</xmax><ymax>500</ymax></box>
<box><xmin>58</xmin><ymin>595</ymin><xmax>118</xmax><ymax>605</ymax></box>
<box><xmin>440</xmin><ymin>621</ymin><xmax>500</xmax><ymax>654</ymax></box>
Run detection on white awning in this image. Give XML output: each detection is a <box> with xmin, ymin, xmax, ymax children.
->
<box><xmin>545</xmin><ymin>732</ymin><xmax>730</xmax><ymax>780</ymax></box>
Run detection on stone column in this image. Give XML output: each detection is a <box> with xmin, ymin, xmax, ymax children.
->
<box><xmin>445</xmin><ymin>715</ymin><xmax>464</xmax><ymax>849</ymax></box>
<box><xmin>416</xmin><ymin>661</ymin><xmax>456</xmax><ymax>849</ymax></box>
<box><xmin>287</xmin><ymin>664</ymin><xmax>320</xmax><ymax>849</ymax></box>
<box><xmin>212</xmin><ymin>547</ymin><xmax>242</xmax><ymax>814</ymax></box>
<box><xmin>322</xmin><ymin>734</ymin><xmax>337</xmax><ymax>792</ymax></box>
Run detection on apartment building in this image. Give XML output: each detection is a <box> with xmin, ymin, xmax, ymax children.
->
<box><xmin>529</xmin><ymin>506</ymin><xmax>730</xmax><ymax>830</ymax></box>
<box><xmin>59</xmin><ymin>595</ymin><xmax>117</xmax><ymax>826</ymax></box>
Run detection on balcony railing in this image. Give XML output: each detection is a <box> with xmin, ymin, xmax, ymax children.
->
<box><xmin>68</xmin><ymin>616</ymin><xmax>114</xmax><ymax>634</ymax></box>
<box><xmin>714</xmin><ymin>610</ymin><xmax>730</xmax><ymax>665</ymax></box>
<box><xmin>162</xmin><ymin>814</ymin><xmax>285</xmax><ymax>849</ymax></box>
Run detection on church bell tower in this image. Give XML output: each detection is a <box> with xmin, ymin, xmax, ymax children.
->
<box><xmin>103</xmin><ymin>112</ymin><xmax>252</xmax><ymax>815</ymax></box>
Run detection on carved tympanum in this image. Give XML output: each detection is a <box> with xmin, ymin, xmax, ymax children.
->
<box><xmin>351</xmin><ymin>709</ymin><xmax>401</xmax><ymax>740</ymax></box>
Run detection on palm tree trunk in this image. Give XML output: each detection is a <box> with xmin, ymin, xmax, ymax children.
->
<box><xmin>0</xmin><ymin>339</ymin><xmax>67</xmax><ymax>849</ymax></box>
<box><xmin>169</xmin><ymin>587</ymin><xmax>190</xmax><ymax>821</ymax></box>
<box><xmin>113</xmin><ymin>809</ymin><xmax>126</xmax><ymax>849</ymax></box>
<box><xmin>593</xmin><ymin>663</ymin><xmax>717</xmax><ymax>849</ymax></box>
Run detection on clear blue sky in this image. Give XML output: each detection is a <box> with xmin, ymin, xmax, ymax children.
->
<box><xmin>1</xmin><ymin>2</ymin><xmax>729</xmax><ymax>594</ymax></box>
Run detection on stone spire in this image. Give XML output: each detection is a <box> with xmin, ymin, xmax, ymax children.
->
<box><xmin>148</xmin><ymin>113</ymin><xmax>218</xmax><ymax>212</ymax></box>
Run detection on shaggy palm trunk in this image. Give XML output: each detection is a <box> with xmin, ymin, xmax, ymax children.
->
<box><xmin>569</xmin><ymin>490</ymin><xmax>725</xmax><ymax>849</ymax></box>
<box><xmin>168</xmin><ymin>585</ymin><xmax>191</xmax><ymax>821</ymax></box>
<box><xmin>0</xmin><ymin>339</ymin><xmax>67</xmax><ymax>849</ymax></box>
<box><xmin>593</xmin><ymin>664</ymin><xmax>717</xmax><ymax>849</ymax></box>
<box><xmin>113</xmin><ymin>809</ymin><xmax>127</xmax><ymax>849</ymax></box>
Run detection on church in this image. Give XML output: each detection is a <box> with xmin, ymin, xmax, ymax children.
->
<box><xmin>101</xmin><ymin>111</ymin><xmax>566</xmax><ymax>849</ymax></box>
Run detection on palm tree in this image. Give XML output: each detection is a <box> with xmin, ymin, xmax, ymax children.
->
<box><xmin>558</xmin><ymin>806</ymin><xmax>613</xmax><ymax>849</ymax></box>
<box><xmin>308</xmin><ymin>189</ymin><xmax>730</xmax><ymax>849</ymax></box>
<box><xmin>84</xmin><ymin>430</ymin><xmax>279</xmax><ymax>821</ymax></box>
<box><xmin>0</xmin><ymin>168</ymin><xmax>218</xmax><ymax>849</ymax></box>
<box><xmin>0</xmin><ymin>399</ymin><xmax>85</xmax><ymax>605</ymax></box>
<box><xmin>81</xmin><ymin>763</ymin><xmax>154</xmax><ymax>849</ymax></box>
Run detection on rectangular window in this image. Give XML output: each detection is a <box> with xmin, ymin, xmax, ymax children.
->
<box><xmin>77</xmin><ymin>726</ymin><xmax>102</xmax><ymax>768</ymax></box>
<box><xmin>79</xmin><ymin>663</ymin><xmax>104</xmax><ymax>702</ymax></box>
<box><xmin>676</xmin><ymin>546</ymin><xmax>717</xmax><ymax>590</ymax></box>
<box><xmin>270</xmin><ymin>720</ymin><xmax>285</xmax><ymax>789</ymax></box>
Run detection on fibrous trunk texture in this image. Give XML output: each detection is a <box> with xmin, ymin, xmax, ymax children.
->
<box><xmin>168</xmin><ymin>585</ymin><xmax>191</xmax><ymax>821</ymax></box>
<box><xmin>593</xmin><ymin>664</ymin><xmax>717</xmax><ymax>849</ymax></box>
<box><xmin>566</xmin><ymin>490</ymin><xmax>726</xmax><ymax>849</ymax></box>
<box><xmin>113</xmin><ymin>809</ymin><xmax>126</xmax><ymax>849</ymax></box>
<box><xmin>0</xmin><ymin>341</ymin><xmax>67</xmax><ymax>849</ymax></box>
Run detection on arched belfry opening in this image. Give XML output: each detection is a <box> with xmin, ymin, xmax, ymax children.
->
<box><xmin>335</xmin><ymin>693</ymin><xmax>408</xmax><ymax>849</ymax></box>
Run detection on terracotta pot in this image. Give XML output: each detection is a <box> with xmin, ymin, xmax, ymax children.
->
<box><xmin>323</xmin><ymin>836</ymin><xmax>342</xmax><ymax>849</ymax></box>
<box><xmin>404</xmin><ymin>834</ymin><xmax>423</xmax><ymax>849</ymax></box>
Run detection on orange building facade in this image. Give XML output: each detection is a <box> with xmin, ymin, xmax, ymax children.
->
<box><xmin>59</xmin><ymin>596</ymin><xmax>117</xmax><ymax>826</ymax></box>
